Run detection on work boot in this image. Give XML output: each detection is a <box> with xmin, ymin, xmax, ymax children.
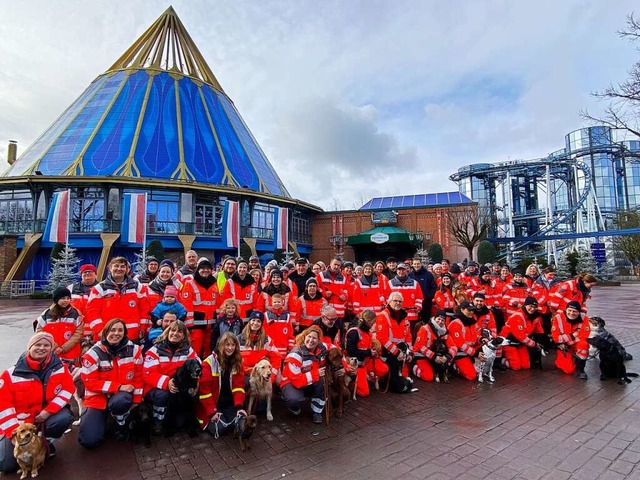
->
<box><xmin>312</xmin><ymin>413</ymin><xmax>323</xmax><ymax>424</ymax></box>
<box><xmin>576</xmin><ymin>358</ymin><xmax>588</xmax><ymax>380</ymax></box>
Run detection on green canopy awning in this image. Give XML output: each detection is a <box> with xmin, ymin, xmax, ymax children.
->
<box><xmin>346</xmin><ymin>226</ymin><xmax>413</xmax><ymax>246</ymax></box>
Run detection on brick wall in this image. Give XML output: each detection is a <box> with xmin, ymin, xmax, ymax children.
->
<box><xmin>310</xmin><ymin>206</ymin><xmax>473</xmax><ymax>264</ymax></box>
<box><xmin>0</xmin><ymin>236</ymin><xmax>17</xmax><ymax>281</ymax></box>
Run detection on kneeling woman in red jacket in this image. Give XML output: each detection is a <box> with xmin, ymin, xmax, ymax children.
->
<box><xmin>79</xmin><ymin>318</ymin><xmax>143</xmax><ymax>448</ymax></box>
<box><xmin>0</xmin><ymin>332</ymin><xmax>75</xmax><ymax>472</ymax></box>
<box><xmin>280</xmin><ymin>325</ymin><xmax>327</xmax><ymax>425</ymax></box>
<box><xmin>197</xmin><ymin>332</ymin><xmax>247</xmax><ymax>436</ymax></box>
<box><xmin>144</xmin><ymin>321</ymin><xmax>199</xmax><ymax>432</ymax></box>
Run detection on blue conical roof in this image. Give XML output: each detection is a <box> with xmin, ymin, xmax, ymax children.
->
<box><xmin>5</xmin><ymin>7</ymin><xmax>290</xmax><ymax>198</ymax></box>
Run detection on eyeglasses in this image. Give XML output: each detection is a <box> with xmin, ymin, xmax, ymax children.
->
<box><xmin>390</xmin><ymin>299</ymin><xmax>403</xmax><ymax>303</ymax></box>
<box><xmin>323</xmin><ymin>316</ymin><xmax>338</xmax><ymax>322</ymax></box>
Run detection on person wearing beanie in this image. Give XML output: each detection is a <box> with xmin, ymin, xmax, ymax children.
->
<box><xmin>472</xmin><ymin>292</ymin><xmax>497</xmax><ymax>339</ymax></box>
<box><xmin>499</xmin><ymin>296</ymin><xmax>544</xmax><ymax>371</ymax></box>
<box><xmin>412</xmin><ymin>310</ymin><xmax>454</xmax><ymax>383</ymax></box>
<box><xmin>352</xmin><ymin>261</ymin><xmax>387</xmax><ymax>315</ymax></box>
<box><xmin>0</xmin><ymin>332</ymin><xmax>75</xmax><ymax>470</ymax></box>
<box><xmin>548</xmin><ymin>273</ymin><xmax>597</xmax><ymax>314</ymax></box>
<box><xmin>145</xmin><ymin>259</ymin><xmax>183</xmax><ymax>308</ymax></box>
<box><xmin>69</xmin><ymin>264</ymin><xmax>99</xmax><ymax>317</ymax></box>
<box><xmin>134</xmin><ymin>256</ymin><xmax>160</xmax><ymax>285</ymax></box>
<box><xmin>446</xmin><ymin>301</ymin><xmax>482</xmax><ymax>381</ymax></box>
<box><xmin>288</xmin><ymin>257</ymin><xmax>315</xmax><ymax>297</ymax></box>
<box><xmin>345</xmin><ymin>309</ymin><xmax>389</xmax><ymax>397</ymax></box>
<box><xmin>502</xmin><ymin>269</ymin><xmax>530</xmax><ymax>317</ymax></box>
<box><xmin>34</xmin><ymin>286</ymin><xmax>84</xmax><ymax>364</ymax></box>
<box><xmin>255</xmin><ymin>268</ymin><xmax>294</xmax><ymax>316</ymax></box>
<box><xmin>181</xmin><ymin>257</ymin><xmax>221</xmax><ymax>359</ymax></box>
<box><xmin>216</xmin><ymin>257</ymin><xmax>238</xmax><ymax>293</ymax></box>
<box><xmin>85</xmin><ymin>256</ymin><xmax>148</xmax><ymax>343</ymax></box>
<box><xmin>220</xmin><ymin>259</ymin><xmax>258</xmax><ymax>320</ymax></box>
<box><xmin>468</xmin><ymin>266</ymin><xmax>498</xmax><ymax>318</ymax></box>
<box><xmin>78</xmin><ymin>318</ymin><xmax>144</xmax><ymax>448</ymax></box>
<box><xmin>149</xmin><ymin>283</ymin><xmax>188</xmax><ymax>327</ymax></box>
<box><xmin>551</xmin><ymin>300</ymin><xmax>592</xmax><ymax>380</ymax></box>
<box><xmin>294</xmin><ymin>277</ymin><xmax>328</xmax><ymax>330</ymax></box>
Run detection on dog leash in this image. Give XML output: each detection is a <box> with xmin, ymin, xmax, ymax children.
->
<box><xmin>211</xmin><ymin>413</ymin><xmax>244</xmax><ymax>439</ymax></box>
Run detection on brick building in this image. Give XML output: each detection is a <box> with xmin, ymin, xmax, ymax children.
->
<box><xmin>310</xmin><ymin>192</ymin><xmax>477</xmax><ymax>264</ymax></box>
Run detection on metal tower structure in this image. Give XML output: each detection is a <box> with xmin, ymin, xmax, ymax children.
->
<box><xmin>450</xmin><ymin>126</ymin><xmax>640</xmax><ymax>265</ymax></box>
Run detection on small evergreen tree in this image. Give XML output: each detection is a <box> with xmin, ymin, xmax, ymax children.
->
<box><xmin>477</xmin><ymin>240</ymin><xmax>497</xmax><ymax>264</ymax></box>
<box><xmin>428</xmin><ymin>243</ymin><xmax>444</xmax><ymax>263</ymax></box>
<box><xmin>46</xmin><ymin>244</ymin><xmax>81</xmax><ymax>292</ymax></box>
<box><xmin>132</xmin><ymin>250</ymin><xmax>146</xmax><ymax>277</ymax></box>
<box><xmin>576</xmin><ymin>251</ymin><xmax>597</xmax><ymax>275</ymax></box>
<box><xmin>556</xmin><ymin>249</ymin><xmax>574</xmax><ymax>280</ymax></box>
<box><xmin>147</xmin><ymin>239</ymin><xmax>165</xmax><ymax>261</ymax></box>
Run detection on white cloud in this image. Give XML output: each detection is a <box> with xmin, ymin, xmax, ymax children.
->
<box><xmin>0</xmin><ymin>0</ymin><xmax>637</xmax><ymax>210</ymax></box>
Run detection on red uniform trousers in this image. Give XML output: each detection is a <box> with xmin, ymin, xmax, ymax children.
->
<box><xmin>355</xmin><ymin>358</ymin><xmax>389</xmax><ymax>397</ymax></box>
<box><xmin>502</xmin><ymin>345</ymin><xmax>530</xmax><ymax>371</ymax></box>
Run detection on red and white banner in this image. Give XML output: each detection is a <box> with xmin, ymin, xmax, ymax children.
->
<box><xmin>122</xmin><ymin>193</ymin><xmax>147</xmax><ymax>245</ymax></box>
<box><xmin>274</xmin><ymin>207</ymin><xmax>289</xmax><ymax>250</ymax></box>
<box><xmin>223</xmin><ymin>200</ymin><xmax>240</xmax><ymax>249</ymax></box>
<box><xmin>43</xmin><ymin>190</ymin><xmax>70</xmax><ymax>244</ymax></box>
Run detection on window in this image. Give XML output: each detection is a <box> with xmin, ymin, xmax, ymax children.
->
<box><xmin>291</xmin><ymin>211</ymin><xmax>311</xmax><ymax>244</ymax></box>
<box><xmin>0</xmin><ymin>190</ymin><xmax>33</xmax><ymax>233</ymax></box>
<box><xmin>70</xmin><ymin>187</ymin><xmax>105</xmax><ymax>232</ymax></box>
<box><xmin>249</xmin><ymin>202</ymin><xmax>274</xmax><ymax>239</ymax></box>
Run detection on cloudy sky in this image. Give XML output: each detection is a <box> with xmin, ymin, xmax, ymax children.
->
<box><xmin>0</xmin><ymin>1</ymin><xmax>637</xmax><ymax>210</ymax></box>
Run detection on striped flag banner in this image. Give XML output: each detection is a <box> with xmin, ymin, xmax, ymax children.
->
<box><xmin>222</xmin><ymin>200</ymin><xmax>240</xmax><ymax>249</ymax></box>
<box><xmin>121</xmin><ymin>193</ymin><xmax>147</xmax><ymax>245</ymax></box>
<box><xmin>274</xmin><ymin>207</ymin><xmax>289</xmax><ymax>250</ymax></box>
<box><xmin>42</xmin><ymin>190</ymin><xmax>70</xmax><ymax>245</ymax></box>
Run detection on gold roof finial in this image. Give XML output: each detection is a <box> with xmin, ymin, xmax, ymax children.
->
<box><xmin>106</xmin><ymin>6</ymin><xmax>224</xmax><ymax>91</ymax></box>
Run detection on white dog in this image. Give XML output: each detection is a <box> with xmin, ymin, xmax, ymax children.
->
<box><xmin>476</xmin><ymin>330</ymin><xmax>506</xmax><ymax>383</ymax></box>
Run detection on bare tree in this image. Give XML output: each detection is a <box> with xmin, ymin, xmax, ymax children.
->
<box><xmin>614</xmin><ymin>210</ymin><xmax>640</xmax><ymax>274</ymax></box>
<box><xmin>448</xmin><ymin>207</ymin><xmax>490</xmax><ymax>261</ymax></box>
<box><xmin>581</xmin><ymin>14</ymin><xmax>640</xmax><ymax>137</ymax></box>
<box><xmin>352</xmin><ymin>193</ymin><xmax>368</xmax><ymax>210</ymax></box>
<box><xmin>327</xmin><ymin>197</ymin><xmax>343</xmax><ymax>211</ymax></box>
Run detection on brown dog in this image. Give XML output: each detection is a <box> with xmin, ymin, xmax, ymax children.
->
<box><xmin>236</xmin><ymin>414</ymin><xmax>258</xmax><ymax>452</ymax></box>
<box><xmin>247</xmin><ymin>359</ymin><xmax>273</xmax><ymax>421</ymax></box>
<box><xmin>326</xmin><ymin>347</ymin><xmax>351</xmax><ymax>418</ymax></box>
<box><xmin>11</xmin><ymin>423</ymin><xmax>46</xmax><ymax>479</ymax></box>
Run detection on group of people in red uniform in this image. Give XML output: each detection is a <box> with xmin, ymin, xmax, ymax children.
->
<box><xmin>0</xmin><ymin>251</ymin><xmax>603</xmax><ymax>473</ymax></box>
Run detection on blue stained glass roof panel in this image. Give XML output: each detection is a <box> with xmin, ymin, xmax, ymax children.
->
<box><xmin>9</xmin><ymin>75</ymin><xmax>109</xmax><ymax>176</ymax></box>
<box><xmin>204</xmin><ymin>88</ymin><xmax>258</xmax><ymax>189</ymax></box>
<box><xmin>84</xmin><ymin>70</ymin><xmax>149</xmax><ymax>174</ymax></box>
<box><xmin>402</xmin><ymin>195</ymin><xmax>414</xmax><ymax>207</ymax></box>
<box><xmin>437</xmin><ymin>193</ymin><xmax>449</xmax><ymax>204</ymax></box>
<box><xmin>38</xmin><ymin>72</ymin><xmax>127</xmax><ymax>175</ymax></box>
<box><xmin>133</xmin><ymin>72</ymin><xmax>181</xmax><ymax>178</ymax></box>
<box><xmin>217</xmin><ymin>95</ymin><xmax>289</xmax><ymax>197</ymax></box>
<box><xmin>380</xmin><ymin>197</ymin><xmax>392</xmax><ymax>208</ymax></box>
<box><xmin>180</xmin><ymin>80</ymin><xmax>223</xmax><ymax>183</ymax></box>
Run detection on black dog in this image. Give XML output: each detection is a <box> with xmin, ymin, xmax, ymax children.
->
<box><xmin>129</xmin><ymin>402</ymin><xmax>152</xmax><ymax>447</ymax></box>
<box><xmin>587</xmin><ymin>318</ymin><xmax>638</xmax><ymax>384</ymax></box>
<box><xmin>164</xmin><ymin>359</ymin><xmax>202</xmax><ymax>437</ymax></box>
<box><xmin>431</xmin><ymin>337</ymin><xmax>451</xmax><ymax>383</ymax></box>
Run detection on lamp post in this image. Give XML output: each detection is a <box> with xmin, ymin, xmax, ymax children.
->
<box><xmin>414</xmin><ymin>230</ymin><xmax>432</xmax><ymax>264</ymax></box>
<box><xmin>329</xmin><ymin>233</ymin><xmax>345</xmax><ymax>260</ymax></box>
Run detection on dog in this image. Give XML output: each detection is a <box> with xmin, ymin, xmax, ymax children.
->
<box><xmin>587</xmin><ymin>317</ymin><xmax>638</xmax><ymax>384</ymax></box>
<box><xmin>11</xmin><ymin>423</ymin><xmax>47</xmax><ymax>479</ymax></box>
<box><xmin>326</xmin><ymin>347</ymin><xmax>351</xmax><ymax>417</ymax></box>
<box><xmin>129</xmin><ymin>402</ymin><xmax>152</xmax><ymax>447</ymax></box>
<box><xmin>235</xmin><ymin>414</ymin><xmax>257</xmax><ymax>452</ymax></box>
<box><xmin>164</xmin><ymin>359</ymin><xmax>202</xmax><ymax>437</ymax></box>
<box><xmin>247</xmin><ymin>359</ymin><xmax>274</xmax><ymax>421</ymax></box>
<box><xmin>431</xmin><ymin>336</ymin><xmax>450</xmax><ymax>384</ymax></box>
<box><xmin>345</xmin><ymin>357</ymin><xmax>358</xmax><ymax>400</ymax></box>
<box><xmin>370</xmin><ymin>338</ymin><xmax>384</xmax><ymax>391</ymax></box>
<box><xmin>475</xmin><ymin>330</ymin><xmax>505</xmax><ymax>383</ymax></box>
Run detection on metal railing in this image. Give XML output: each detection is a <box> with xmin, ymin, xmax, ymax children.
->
<box><xmin>0</xmin><ymin>280</ymin><xmax>35</xmax><ymax>298</ymax></box>
<box><xmin>241</xmin><ymin>226</ymin><xmax>274</xmax><ymax>240</ymax></box>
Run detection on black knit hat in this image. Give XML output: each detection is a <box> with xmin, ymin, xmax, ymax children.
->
<box><xmin>523</xmin><ymin>296</ymin><xmax>538</xmax><ymax>307</ymax></box>
<box><xmin>197</xmin><ymin>257</ymin><xmax>213</xmax><ymax>270</ymax></box>
<box><xmin>567</xmin><ymin>301</ymin><xmax>582</xmax><ymax>311</ymax></box>
<box><xmin>449</xmin><ymin>264</ymin><xmax>462</xmax><ymax>274</ymax></box>
<box><xmin>306</xmin><ymin>277</ymin><xmax>318</xmax><ymax>286</ymax></box>
<box><xmin>53</xmin><ymin>286</ymin><xmax>71</xmax><ymax>303</ymax></box>
<box><xmin>160</xmin><ymin>259</ymin><xmax>175</xmax><ymax>271</ymax></box>
<box><xmin>479</xmin><ymin>265</ymin><xmax>491</xmax><ymax>276</ymax></box>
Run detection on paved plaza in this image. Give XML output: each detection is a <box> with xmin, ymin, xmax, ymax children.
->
<box><xmin>1</xmin><ymin>285</ymin><xmax>640</xmax><ymax>479</ymax></box>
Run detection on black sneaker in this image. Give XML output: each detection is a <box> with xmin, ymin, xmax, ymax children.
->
<box><xmin>152</xmin><ymin>423</ymin><xmax>163</xmax><ymax>436</ymax></box>
<box><xmin>577</xmin><ymin>372</ymin><xmax>588</xmax><ymax>380</ymax></box>
<box><xmin>48</xmin><ymin>443</ymin><xmax>56</xmax><ymax>458</ymax></box>
<box><xmin>288</xmin><ymin>407</ymin><xmax>301</xmax><ymax>416</ymax></box>
<box><xmin>115</xmin><ymin>429</ymin><xmax>129</xmax><ymax>442</ymax></box>
<box><xmin>312</xmin><ymin>413</ymin><xmax>323</xmax><ymax>424</ymax></box>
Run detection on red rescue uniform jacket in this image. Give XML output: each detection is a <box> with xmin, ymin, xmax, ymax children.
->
<box><xmin>387</xmin><ymin>276</ymin><xmax>423</xmax><ymax>323</ymax></box>
<box><xmin>0</xmin><ymin>354</ymin><xmax>75</xmax><ymax>436</ymax></box>
<box><xmin>181</xmin><ymin>277</ymin><xmax>221</xmax><ymax>329</ymax></box>
<box><xmin>237</xmin><ymin>333</ymin><xmax>281</xmax><ymax>375</ymax></box>
<box><xmin>352</xmin><ymin>275</ymin><xmax>388</xmax><ymax>314</ymax></box>
<box><xmin>85</xmin><ymin>276</ymin><xmax>148</xmax><ymax>341</ymax></box>
<box><xmin>196</xmin><ymin>353</ymin><xmax>245</xmax><ymax>428</ymax></box>
<box><xmin>35</xmin><ymin>305</ymin><xmax>84</xmax><ymax>362</ymax></box>
<box><xmin>81</xmin><ymin>340</ymin><xmax>143</xmax><ymax>409</ymax></box>
<box><xmin>220</xmin><ymin>274</ymin><xmax>258</xmax><ymax>318</ymax></box>
<box><xmin>551</xmin><ymin>312</ymin><xmax>591</xmax><ymax>346</ymax></box>
<box><xmin>500</xmin><ymin>310</ymin><xmax>543</xmax><ymax>348</ymax></box>
<box><xmin>446</xmin><ymin>314</ymin><xmax>480</xmax><ymax>357</ymax></box>
<box><xmin>295</xmin><ymin>293</ymin><xmax>327</xmax><ymax>329</ymax></box>
<box><xmin>143</xmin><ymin>341</ymin><xmax>199</xmax><ymax>393</ymax></box>
<box><xmin>317</xmin><ymin>271</ymin><xmax>349</xmax><ymax>318</ymax></box>
<box><xmin>548</xmin><ymin>278</ymin><xmax>590</xmax><ymax>314</ymax></box>
<box><xmin>280</xmin><ymin>343</ymin><xmax>327</xmax><ymax>389</ymax></box>
<box><xmin>262</xmin><ymin>310</ymin><xmax>295</xmax><ymax>359</ymax></box>
<box><xmin>374</xmin><ymin>307</ymin><xmax>412</xmax><ymax>356</ymax></box>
